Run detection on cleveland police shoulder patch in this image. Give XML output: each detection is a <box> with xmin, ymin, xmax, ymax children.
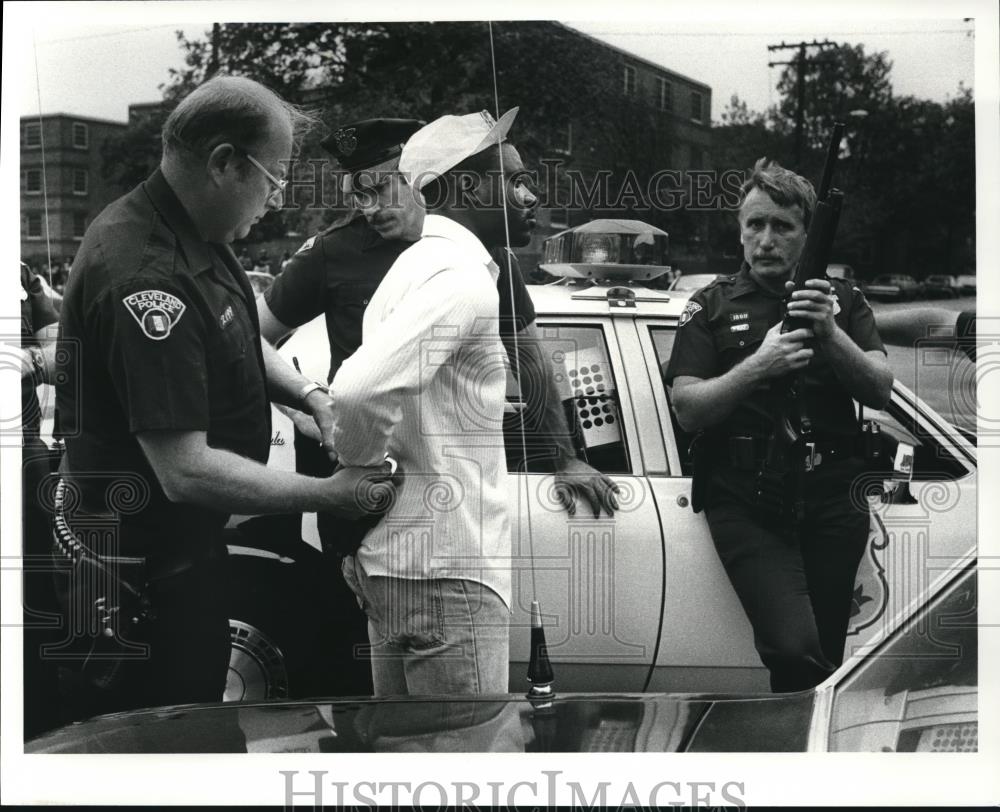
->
<box><xmin>122</xmin><ymin>290</ymin><xmax>186</xmax><ymax>341</ymax></box>
<box><xmin>678</xmin><ymin>300</ymin><xmax>703</xmax><ymax>327</ymax></box>
<box><xmin>295</xmin><ymin>235</ymin><xmax>317</xmax><ymax>255</ymax></box>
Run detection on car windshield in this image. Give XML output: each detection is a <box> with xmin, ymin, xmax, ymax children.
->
<box><xmin>828</xmin><ymin>564</ymin><xmax>976</xmax><ymax>752</ymax></box>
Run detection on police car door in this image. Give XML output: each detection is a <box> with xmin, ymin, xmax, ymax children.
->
<box><xmin>504</xmin><ymin>316</ymin><xmax>663</xmax><ymax>693</ymax></box>
<box><xmin>638</xmin><ymin>320</ymin><xmax>768</xmax><ymax>692</ymax></box>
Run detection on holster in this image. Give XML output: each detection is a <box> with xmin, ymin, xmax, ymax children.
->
<box><xmin>51</xmin><ymin>480</ymin><xmax>153</xmax><ymax>690</ymax></box>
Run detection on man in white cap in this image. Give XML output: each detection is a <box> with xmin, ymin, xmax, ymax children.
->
<box><xmin>329</xmin><ymin>109</ymin><xmax>542</xmax><ymax>695</ymax></box>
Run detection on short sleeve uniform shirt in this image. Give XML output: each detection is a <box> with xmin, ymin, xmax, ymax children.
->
<box><xmin>56</xmin><ymin>170</ymin><xmax>271</xmax><ymax>571</ymax></box>
<box><xmin>664</xmin><ymin>265</ymin><xmax>885</xmax><ymax>439</ymax></box>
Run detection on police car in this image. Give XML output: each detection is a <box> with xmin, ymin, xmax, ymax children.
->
<box><xmin>221</xmin><ymin>220</ymin><xmax>977</xmax><ymax>706</ymax></box>
<box><xmin>26</xmin><ymin>551</ymin><xmax>978</xmax><ymax>752</ymax></box>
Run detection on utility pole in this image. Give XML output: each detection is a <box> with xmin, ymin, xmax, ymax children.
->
<box><xmin>768</xmin><ymin>39</ymin><xmax>836</xmax><ymax>166</ymax></box>
<box><xmin>207</xmin><ymin>23</ymin><xmax>221</xmax><ymax>78</ymax></box>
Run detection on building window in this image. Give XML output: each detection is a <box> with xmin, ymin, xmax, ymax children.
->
<box><xmin>72</xmin><ymin>122</ymin><xmax>89</xmax><ymax>149</ymax></box>
<box><xmin>72</xmin><ymin>168</ymin><xmax>88</xmax><ymax>195</ymax></box>
<box><xmin>690</xmin><ymin>91</ymin><xmax>705</xmax><ymax>123</ymax></box>
<box><xmin>26</xmin><ymin>213</ymin><xmax>43</xmax><ymax>240</ymax></box>
<box><xmin>24</xmin><ymin>122</ymin><xmax>42</xmax><ymax>148</ymax></box>
<box><xmin>623</xmin><ymin>65</ymin><xmax>637</xmax><ymax>97</ymax></box>
<box><xmin>25</xmin><ymin>168</ymin><xmax>42</xmax><ymax>194</ymax></box>
<box><xmin>658</xmin><ymin>78</ymin><xmax>673</xmax><ymax>112</ymax></box>
<box><xmin>73</xmin><ymin>212</ymin><xmax>87</xmax><ymax>240</ymax></box>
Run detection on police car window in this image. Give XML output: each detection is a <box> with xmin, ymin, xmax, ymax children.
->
<box><xmin>860</xmin><ymin>402</ymin><xmax>967</xmax><ymax>481</ymax></box>
<box><xmin>504</xmin><ymin>324</ymin><xmax>629</xmax><ymax>475</ymax></box>
<box><xmin>648</xmin><ymin>327</ymin><xmax>695</xmax><ymax>476</ymax></box>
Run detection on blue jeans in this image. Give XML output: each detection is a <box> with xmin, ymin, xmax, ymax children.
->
<box><xmin>342</xmin><ymin>556</ymin><xmax>510</xmax><ymax>696</ymax></box>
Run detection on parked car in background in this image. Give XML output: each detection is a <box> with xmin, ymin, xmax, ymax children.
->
<box><xmin>864</xmin><ymin>274</ymin><xmax>922</xmax><ymax>301</ymax></box>
<box><xmin>667</xmin><ymin>272</ymin><xmax>718</xmax><ymax>293</ymax></box>
<box><xmin>922</xmin><ymin>274</ymin><xmax>961</xmax><ymax>299</ymax></box>
<box><xmin>956</xmin><ymin>274</ymin><xmax>977</xmax><ymax>295</ymax></box>
<box><xmin>826</xmin><ymin>263</ymin><xmax>856</xmax><ymax>282</ymax></box>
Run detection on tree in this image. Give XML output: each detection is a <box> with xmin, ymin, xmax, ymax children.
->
<box><xmin>709</xmin><ymin>44</ymin><xmax>974</xmax><ymax>280</ymax></box>
<box><xmin>773</xmin><ymin>43</ymin><xmax>894</xmax><ymax>155</ymax></box>
<box><xmin>100</xmin><ymin>106</ymin><xmax>173</xmax><ymax>192</ymax></box>
<box><xmin>103</xmin><ymin>22</ymin><xmax>688</xmax><ymax>249</ymax></box>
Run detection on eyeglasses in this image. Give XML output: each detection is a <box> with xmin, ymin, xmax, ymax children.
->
<box><xmin>242</xmin><ymin>151</ymin><xmax>288</xmax><ymax>204</ymax></box>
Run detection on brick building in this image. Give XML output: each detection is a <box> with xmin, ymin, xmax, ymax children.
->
<box><xmin>514</xmin><ymin>23</ymin><xmax>714</xmax><ymax>273</ymax></box>
<box><xmin>299</xmin><ymin>21</ymin><xmax>714</xmax><ymax>274</ymax></box>
<box><xmin>20</xmin><ymin>113</ymin><xmax>129</xmax><ymax>269</ymax></box>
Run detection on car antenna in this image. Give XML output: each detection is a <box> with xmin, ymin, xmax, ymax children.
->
<box><xmin>527</xmin><ymin>600</ymin><xmax>555</xmax><ymax>697</ymax></box>
<box><xmin>488</xmin><ymin>21</ymin><xmax>557</xmax><ymax>704</ymax></box>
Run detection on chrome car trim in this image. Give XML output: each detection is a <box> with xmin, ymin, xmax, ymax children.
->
<box><xmin>810</xmin><ymin>552</ymin><xmax>976</xmax><ymax>727</ymax></box>
<box><xmin>226</xmin><ymin>544</ymin><xmax>295</xmax><ymax>564</ymax></box>
<box><xmin>806</xmin><ymin>684</ymin><xmax>834</xmax><ymax>751</ymax></box>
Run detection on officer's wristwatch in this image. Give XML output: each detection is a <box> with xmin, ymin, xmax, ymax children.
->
<box><xmin>297</xmin><ymin>380</ymin><xmax>330</xmax><ymax>407</ymax></box>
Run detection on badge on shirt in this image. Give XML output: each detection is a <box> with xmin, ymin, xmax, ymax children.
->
<box><xmin>678</xmin><ymin>300</ymin><xmax>703</xmax><ymax>327</ymax></box>
<box><xmin>219</xmin><ymin>305</ymin><xmax>234</xmax><ymax>329</ymax></box>
<box><xmin>122</xmin><ymin>290</ymin><xmax>186</xmax><ymax>341</ymax></box>
<box><xmin>295</xmin><ymin>236</ymin><xmax>317</xmax><ymax>255</ymax></box>
<box><xmin>831</xmin><ymin>293</ymin><xmax>842</xmax><ymax>315</ymax></box>
<box><xmin>729</xmin><ymin>312</ymin><xmax>749</xmax><ymax>322</ymax></box>
<box><xmin>730</xmin><ymin>323</ymin><xmax>750</xmax><ymax>332</ymax></box>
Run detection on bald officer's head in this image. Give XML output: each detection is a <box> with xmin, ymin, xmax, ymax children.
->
<box><xmin>160</xmin><ymin>75</ymin><xmax>316</xmax><ymax>244</ymax></box>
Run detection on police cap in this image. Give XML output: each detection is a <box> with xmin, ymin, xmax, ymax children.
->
<box><xmin>320</xmin><ymin>118</ymin><xmax>425</xmax><ymax>173</ymax></box>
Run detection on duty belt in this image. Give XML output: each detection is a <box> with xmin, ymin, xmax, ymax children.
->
<box><xmin>52</xmin><ymin>478</ymin><xmax>152</xmax><ymax>640</ymax></box>
<box><xmin>720</xmin><ymin>435</ymin><xmax>857</xmax><ymax>472</ymax></box>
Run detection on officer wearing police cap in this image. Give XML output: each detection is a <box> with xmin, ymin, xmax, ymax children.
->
<box><xmin>258</xmin><ymin>115</ymin><xmax>620</xmax><ymax>696</ymax></box>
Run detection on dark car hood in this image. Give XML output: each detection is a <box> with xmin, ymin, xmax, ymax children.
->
<box><xmin>26</xmin><ymin>692</ymin><xmax>815</xmax><ymax>754</ymax></box>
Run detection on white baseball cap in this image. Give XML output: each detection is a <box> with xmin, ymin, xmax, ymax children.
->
<box><xmin>399</xmin><ymin>108</ymin><xmax>519</xmax><ymax>190</ymax></box>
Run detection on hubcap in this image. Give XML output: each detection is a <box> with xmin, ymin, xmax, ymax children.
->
<box><xmin>225</xmin><ymin>619</ymin><xmax>289</xmax><ymax>701</ymax></box>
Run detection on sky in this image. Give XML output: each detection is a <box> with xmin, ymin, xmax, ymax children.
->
<box><xmin>16</xmin><ymin>14</ymin><xmax>976</xmax><ymax>125</ymax></box>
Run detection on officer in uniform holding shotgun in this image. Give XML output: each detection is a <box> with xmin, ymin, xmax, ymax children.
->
<box><xmin>664</xmin><ymin>154</ymin><xmax>893</xmax><ymax>693</ymax></box>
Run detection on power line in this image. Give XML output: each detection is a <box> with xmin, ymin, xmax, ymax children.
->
<box><xmin>581</xmin><ymin>29</ymin><xmax>973</xmax><ymax>37</ymax></box>
<box><xmin>33</xmin><ymin>25</ymin><xmax>196</xmax><ymax>45</ymax></box>
<box><xmin>767</xmin><ymin>40</ymin><xmax>837</xmax><ymax>165</ymax></box>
